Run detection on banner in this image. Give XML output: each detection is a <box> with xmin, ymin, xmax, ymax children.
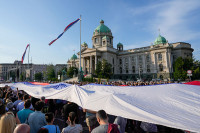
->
<box><xmin>0</xmin><ymin>82</ymin><xmax>200</xmax><ymax>132</ymax></box>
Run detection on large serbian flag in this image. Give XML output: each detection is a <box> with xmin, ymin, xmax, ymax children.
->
<box><xmin>49</xmin><ymin>18</ymin><xmax>80</xmax><ymax>46</ymax></box>
<box><xmin>21</xmin><ymin>44</ymin><xmax>30</xmax><ymax>64</ymax></box>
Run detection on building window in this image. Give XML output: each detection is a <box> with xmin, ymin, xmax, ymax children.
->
<box><xmin>132</xmin><ymin>66</ymin><xmax>135</xmax><ymax>73</ymax></box>
<box><xmin>95</xmin><ymin>38</ymin><xmax>98</xmax><ymax>43</ymax></box>
<box><xmin>120</xmin><ymin>67</ymin><xmax>122</xmax><ymax>74</ymax></box>
<box><xmin>158</xmin><ymin>53</ymin><xmax>162</xmax><ymax>61</ymax></box>
<box><xmin>146</xmin><ymin>55</ymin><xmax>150</xmax><ymax>62</ymax></box>
<box><xmin>103</xmin><ymin>41</ymin><xmax>106</xmax><ymax>45</ymax></box>
<box><xmin>159</xmin><ymin>64</ymin><xmax>163</xmax><ymax>72</ymax></box>
<box><xmin>132</xmin><ymin>56</ymin><xmax>135</xmax><ymax>64</ymax></box>
<box><xmin>110</xmin><ymin>38</ymin><xmax>112</xmax><ymax>44</ymax></box>
<box><xmin>139</xmin><ymin>55</ymin><xmax>142</xmax><ymax>63</ymax></box>
<box><xmin>139</xmin><ymin>65</ymin><xmax>143</xmax><ymax>73</ymax></box>
<box><xmin>113</xmin><ymin>58</ymin><xmax>114</xmax><ymax>64</ymax></box>
<box><xmin>119</xmin><ymin>59</ymin><xmax>122</xmax><ymax>65</ymax></box>
<box><xmin>147</xmin><ymin>65</ymin><xmax>151</xmax><ymax>73</ymax></box>
<box><xmin>126</xmin><ymin>67</ymin><xmax>128</xmax><ymax>74</ymax></box>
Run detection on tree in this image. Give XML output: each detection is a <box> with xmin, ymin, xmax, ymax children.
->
<box><xmin>67</xmin><ymin>67</ymin><xmax>78</xmax><ymax>78</ymax></box>
<box><xmin>173</xmin><ymin>57</ymin><xmax>187</xmax><ymax>80</ymax></box>
<box><xmin>20</xmin><ymin>72</ymin><xmax>25</xmax><ymax>81</ymax></box>
<box><xmin>95</xmin><ymin>59</ymin><xmax>112</xmax><ymax>79</ymax></box>
<box><xmin>95</xmin><ymin>61</ymin><xmax>102</xmax><ymax>78</ymax></box>
<box><xmin>34</xmin><ymin>72</ymin><xmax>43</xmax><ymax>81</ymax></box>
<box><xmin>45</xmin><ymin>65</ymin><xmax>56</xmax><ymax>81</ymax></box>
<box><xmin>102</xmin><ymin>59</ymin><xmax>112</xmax><ymax>79</ymax></box>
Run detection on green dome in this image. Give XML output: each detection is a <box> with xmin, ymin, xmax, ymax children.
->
<box><xmin>154</xmin><ymin>35</ymin><xmax>167</xmax><ymax>45</ymax></box>
<box><xmin>71</xmin><ymin>54</ymin><xmax>77</xmax><ymax>60</ymax></box>
<box><xmin>81</xmin><ymin>42</ymin><xmax>88</xmax><ymax>47</ymax></box>
<box><xmin>94</xmin><ymin>20</ymin><xmax>111</xmax><ymax>34</ymax></box>
<box><xmin>117</xmin><ymin>42</ymin><xmax>123</xmax><ymax>47</ymax></box>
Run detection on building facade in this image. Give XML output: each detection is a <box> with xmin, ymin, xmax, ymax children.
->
<box><xmin>67</xmin><ymin>20</ymin><xmax>193</xmax><ymax>80</ymax></box>
<box><xmin>0</xmin><ymin>60</ymin><xmax>67</xmax><ymax>82</ymax></box>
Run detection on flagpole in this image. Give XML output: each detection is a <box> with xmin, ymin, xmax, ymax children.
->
<box><xmin>79</xmin><ymin>15</ymin><xmax>82</xmax><ymax>81</ymax></box>
<box><xmin>28</xmin><ymin>44</ymin><xmax>30</xmax><ymax>69</ymax></box>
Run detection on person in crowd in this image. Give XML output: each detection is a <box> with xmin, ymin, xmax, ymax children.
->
<box><xmin>42</xmin><ymin>112</ymin><xmax>60</xmax><ymax>133</ymax></box>
<box><xmin>13</xmin><ymin>88</ymin><xmax>23</xmax><ymax>108</ymax></box>
<box><xmin>48</xmin><ymin>99</ymin><xmax>56</xmax><ymax>114</ymax></box>
<box><xmin>37</xmin><ymin>128</ymin><xmax>49</xmax><ymax>133</ymax></box>
<box><xmin>92</xmin><ymin>110</ymin><xmax>119</xmax><ymax>133</ymax></box>
<box><xmin>62</xmin><ymin>101</ymin><xmax>79</xmax><ymax>126</ymax></box>
<box><xmin>31</xmin><ymin>96</ymin><xmax>40</xmax><ymax>109</ymax></box>
<box><xmin>0</xmin><ymin>112</ymin><xmax>16</xmax><ymax>133</ymax></box>
<box><xmin>83</xmin><ymin>108</ymin><xmax>97</xmax><ymax>133</ymax></box>
<box><xmin>140</xmin><ymin>121</ymin><xmax>158</xmax><ymax>133</ymax></box>
<box><xmin>0</xmin><ymin>98</ymin><xmax>6</xmax><ymax>117</ymax></box>
<box><xmin>26</xmin><ymin>101</ymin><xmax>47</xmax><ymax>133</ymax></box>
<box><xmin>61</xmin><ymin>112</ymin><xmax>83</xmax><ymax>133</ymax></box>
<box><xmin>91</xmin><ymin>110</ymin><xmax>109</xmax><ymax>133</ymax></box>
<box><xmin>114</xmin><ymin>116</ymin><xmax>127</xmax><ymax>133</ymax></box>
<box><xmin>13</xmin><ymin>124</ymin><xmax>30</xmax><ymax>133</ymax></box>
<box><xmin>16</xmin><ymin>99</ymin><xmax>34</xmax><ymax>123</ymax></box>
<box><xmin>17</xmin><ymin>94</ymin><xmax>33</xmax><ymax>111</ymax></box>
<box><xmin>6</xmin><ymin>101</ymin><xmax>16</xmax><ymax>114</ymax></box>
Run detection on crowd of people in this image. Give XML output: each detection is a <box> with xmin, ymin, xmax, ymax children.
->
<box><xmin>0</xmin><ymin>82</ymin><xmax>191</xmax><ymax>133</ymax></box>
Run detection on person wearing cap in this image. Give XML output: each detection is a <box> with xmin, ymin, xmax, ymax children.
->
<box><xmin>6</xmin><ymin>102</ymin><xmax>14</xmax><ymax>112</ymax></box>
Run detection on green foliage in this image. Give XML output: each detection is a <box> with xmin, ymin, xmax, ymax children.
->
<box><xmin>173</xmin><ymin>57</ymin><xmax>187</xmax><ymax>80</ymax></box>
<box><xmin>95</xmin><ymin>61</ymin><xmax>102</xmax><ymax>78</ymax></box>
<box><xmin>67</xmin><ymin>67</ymin><xmax>78</xmax><ymax>78</ymax></box>
<box><xmin>83</xmin><ymin>77</ymin><xmax>95</xmax><ymax>82</ymax></box>
<box><xmin>20</xmin><ymin>72</ymin><xmax>25</xmax><ymax>81</ymax></box>
<box><xmin>173</xmin><ymin>57</ymin><xmax>200</xmax><ymax>80</ymax></box>
<box><xmin>57</xmin><ymin>67</ymin><xmax>67</xmax><ymax>76</ymax></box>
<box><xmin>10</xmin><ymin>71</ymin><xmax>16</xmax><ymax>81</ymax></box>
<box><xmin>34</xmin><ymin>72</ymin><xmax>43</xmax><ymax>81</ymax></box>
<box><xmin>95</xmin><ymin>59</ymin><xmax>112</xmax><ymax>79</ymax></box>
<box><xmin>45</xmin><ymin>65</ymin><xmax>56</xmax><ymax>81</ymax></box>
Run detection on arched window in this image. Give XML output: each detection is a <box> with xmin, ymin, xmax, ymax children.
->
<box><xmin>119</xmin><ymin>59</ymin><xmax>122</xmax><ymax>65</ymax></box>
<box><xmin>126</xmin><ymin>67</ymin><xmax>128</xmax><ymax>74</ymax></box>
<box><xmin>132</xmin><ymin>66</ymin><xmax>135</xmax><ymax>73</ymax></box>
<box><xmin>159</xmin><ymin>64</ymin><xmax>163</xmax><ymax>72</ymax></box>
<box><xmin>120</xmin><ymin>67</ymin><xmax>122</xmax><ymax>74</ymax></box>
<box><xmin>158</xmin><ymin>53</ymin><xmax>162</xmax><ymax>61</ymax></box>
<box><xmin>95</xmin><ymin>38</ymin><xmax>98</xmax><ymax>43</ymax></box>
<box><xmin>147</xmin><ymin>65</ymin><xmax>151</xmax><ymax>72</ymax></box>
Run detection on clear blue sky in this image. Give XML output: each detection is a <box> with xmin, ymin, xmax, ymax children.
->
<box><xmin>0</xmin><ymin>0</ymin><xmax>200</xmax><ymax>64</ymax></box>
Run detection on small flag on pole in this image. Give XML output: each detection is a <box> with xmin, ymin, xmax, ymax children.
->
<box><xmin>21</xmin><ymin>44</ymin><xmax>30</xmax><ymax>64</ymax></box>
<box><xmin>49</xmin><ymin>18</ymin><xmax>80</xmax><ymax>46</ymax></box>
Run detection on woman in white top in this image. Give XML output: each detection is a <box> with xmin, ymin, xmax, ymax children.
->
<box><xmin>62</xmin><ymin>112</ymin><xmax>83</xmax><ymax>133</ymax></box>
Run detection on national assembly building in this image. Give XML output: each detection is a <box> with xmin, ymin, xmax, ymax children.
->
<box><xmin>67</xmin><ymin>20</ymin><xmax>193</xmax><ymax>80</ymax></box>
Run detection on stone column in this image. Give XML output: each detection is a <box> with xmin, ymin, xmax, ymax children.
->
<box><xmin>154</xmin><ymin>53</ymin><xmax>157</xmax><ymax>73</ymax></box>
<box><xmin>165</xmin><ymin>51</ymin><xmax>169</xmax><ymax>73</ymax></box>
<box><xmin>83</xmin><ymin>57</ymin><xmax>85</xmax><ymax>74</ymax></box>
<box><xmin>129</xmin><ymin>56</ymin><xmax>131</xmax><ymax>74</ymax></box>
<box><xmin>95</xmin><ymin>55</ymin><xmax>97</xmax><ymax>70</ymax></box>
<box><xmin>135</xmin><ymin>55</ymin><xmax>138</xmax><ymax>73</ymax></box>
<box><xmin>90</xmin><ymin>56</ymin><xmax>92</xmax><ymax>74</ymax></box>
<box><xmin>143</xmin><ymin>54</ymin><xmax>146</xmax><ymax>73</ymax></box>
